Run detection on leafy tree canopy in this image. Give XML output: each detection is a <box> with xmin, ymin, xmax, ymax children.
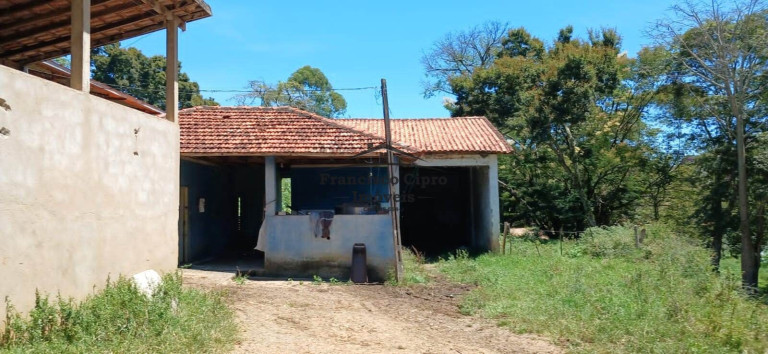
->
<box><xmin>236</xmin><ymin>66</ymin><xmax>347</xmax><ymax>118</ymax></box>
<box><xmin>91</xmin><ymin>43</ymin><xmax>218</xmax><ymax>110</ymax></box>
<box><xmin>447</xmin><ymin>26</ymin><xmax>669</xmax><ymax>231</ymax></box>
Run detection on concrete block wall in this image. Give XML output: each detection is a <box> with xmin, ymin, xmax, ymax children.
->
<box><xmin>0</xmin><ymin>65</ymin><xmax>180</xmax><ymax>317</ymax></box>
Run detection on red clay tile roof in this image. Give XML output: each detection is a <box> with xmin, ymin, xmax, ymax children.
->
<box><xmin>336</xmin><ymin>117</ymin><xmax>512</xmax><ymax>154</ymax></box>
<box><xmin>179</xmin><ymin>106</ymin><xmax>511</xmax><ymax>156</ymax></box>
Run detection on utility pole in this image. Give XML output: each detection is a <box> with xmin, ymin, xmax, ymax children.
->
<box><xmin>381</xmin><ymin>78</ymin><xmax>403</xmax><ymax>282</ymax></box>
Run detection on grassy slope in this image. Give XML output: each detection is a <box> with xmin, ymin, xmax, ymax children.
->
<box><xmin>438</xmin><ymin>225</ymin><xmax>768</xmax><ymax>353</ymax></box>
<box><xmin>1</xmin><ymin>273</ymin><xmax>238</xmax><ymax>354</ymax></box>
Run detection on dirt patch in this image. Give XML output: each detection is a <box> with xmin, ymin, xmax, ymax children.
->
<box><xmin>183</xmin><ymin>269</ymin><xmax>561</xmax><ymax>354</ymax></box>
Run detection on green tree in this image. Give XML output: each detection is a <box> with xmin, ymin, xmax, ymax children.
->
<box><xmin>236</xmin><ymin>66</ymin><xmax>347</xmax><ymax>118</ymax></box>
<box><xmin>653</xmin><ymin>0</ymin><xmax>768</xmax><ymax>289</ymax></box>
<box><xmin>91</xmin><ymin>43</ymin><xmax>218</xmax><ymax>110</ymax></box>
<box><xmin>449</xmin><ymin>27</ymin><xmax>665</xmax><ymax>231</ymax></box>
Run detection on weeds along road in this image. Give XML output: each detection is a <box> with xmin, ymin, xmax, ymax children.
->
<box><xmin>182</xmin><ymin>269</ymin><xmax>561</xmax><ymax>354</ymax></box>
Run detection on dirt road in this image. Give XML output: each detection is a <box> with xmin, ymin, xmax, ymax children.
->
<box><xmin>183</xmin><ymin>269</ymin><xmax>561</xmax><ymax>354</ymax></box>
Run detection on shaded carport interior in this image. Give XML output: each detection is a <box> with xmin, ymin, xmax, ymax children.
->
<box><xmin>179</xmin><ymin>156</ymin><xmax>266</xmax><ymax>271</ymax></box>
<box><xmin>399</xmin><ymin>165</ymin><xmax>494</xmax><ymax>258</ymax></box>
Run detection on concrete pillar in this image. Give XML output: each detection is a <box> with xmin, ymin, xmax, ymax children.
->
<box><xmin>487</xmin><ymin>155</ymin><xmax>500</xmax><ymax>252</ymax></box>
<box><xmin>165</xmin><ymin>17</ymin><xmax>179</xmax><ymax>122</ymax></box>
<box><xmin>70</xmin><ymin>0</ymin><xmax>90</xmax><ymax>91</ymax></box>
<box><xmin>265</xmin><ymin>156</ymin><xmax>277</xmax><ymax>216</ymax></box>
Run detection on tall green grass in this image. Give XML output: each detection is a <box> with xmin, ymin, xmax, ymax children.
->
<box><xmin>1</xmin><ymin>273</ymin><xmax>238</xmax><ymax>353</ymax></box>
<box><xmin>387</xmin><ymin>247</ymin><xmax>431</xmax><ymax>286</ymax></box>
<box><xmin>439</xmin><ymin>225</ymin><xmax>768</xmax><ymax>353</ymax></box>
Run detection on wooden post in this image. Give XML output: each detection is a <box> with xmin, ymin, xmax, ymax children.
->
<box><xmin>165</xmin><ymin>16</ymin><xmax>179</xmax><ymax>122</ymax></box>
<box><xmin>502</xmin><ymin>222</ymin><xmax>510</xmax><ymax>255</ymax></box>
<box><xmin>640</xmin><ymin>228</ymin><xmax>646</xmax><ymax>245</ymax></box>
<box><xmin>70</xmin><ymin>0</ymin><xmax>90</xmax><ymax>91</ymax></box>
<box><xmin>634</xmin><ymin>226</ymin><xmax>640</xmax><ymax>248</ymax></box>
<box><xmin>382</xmin><ymin>78</ymin><xmax>402</xmax><ymax>282</ymax></box>
<box><xmin>559</xmin><ymin>226</ymin><xmax>564</xmax><ymax>256</ymax></box>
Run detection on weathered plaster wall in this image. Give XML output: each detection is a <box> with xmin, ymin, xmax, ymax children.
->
<box><xmin>0</xmin><ymin>66</ymin><xmax>179</xmax><ymax>317</ymax></box>
<box><xmin>262</xmin><ymin>214</ymin><xmax>396</xmax><ymax>281</ymax></box>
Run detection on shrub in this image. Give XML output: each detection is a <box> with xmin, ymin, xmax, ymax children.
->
<box><xmin>1</xmin><ymin>273</ymin><xmax>238</xmax><ymax>353</ymax></box>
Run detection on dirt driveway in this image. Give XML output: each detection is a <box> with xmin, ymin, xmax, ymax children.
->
<box><xmin>183</xmin><ymin>269</ymin><xmax>561</xmax><ymax>354</ymax></box>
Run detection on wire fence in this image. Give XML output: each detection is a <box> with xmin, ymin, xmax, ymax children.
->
<box><xmin>499</xmin><ymin>223</ymin><xmax>648</xmax><ymax>256</ymax></box>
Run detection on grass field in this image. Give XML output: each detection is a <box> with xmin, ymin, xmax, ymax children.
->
<box><xmin>438</xmin><ymin>225</ymin><xmax>768</xmax><ymax>353</ymax></box>
<box><xmin>0</xmin><ymin>273</ymin><xmax>238</xmax><ymax>354</ymax></box>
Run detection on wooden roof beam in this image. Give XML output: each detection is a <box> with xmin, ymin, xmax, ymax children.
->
<box><xmin>0</xmin><ymin>0</ymin><xmax>114</xmax><ymax>37</ymax></box>
<box><xmin>15</xmin><ymin>22</ymin><xmax>166</xmax><ymax>65</ymax></box>
<box><xmin>1</xmin><ymin>0</ymin><xmax>57</xmax><ymax>20</ymax></box>
<box><xmin>138</xmin><ymin>0</ymin><xmax>186</xmax><ymax>31</ymax></box>
<box><xmin>0</xmin><ymin>1</ymin><xmax>138</xmax><ymax>47</ymax></box>
<box><xmin>3</xmin><ymin>11</ymin><xmax>160</xmax><ymax>59</ymax></box>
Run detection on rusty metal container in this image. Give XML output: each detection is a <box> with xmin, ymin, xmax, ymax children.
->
<box><xmin>350</xmin><ymin>243</ymin><xmax>368</xmax><ymax>283</ymax></box>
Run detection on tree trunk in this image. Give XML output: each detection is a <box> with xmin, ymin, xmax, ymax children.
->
<box><xmin>736</xmin><ymin>114</ymin><xmax>757</xmax><ymax>291</ymax></box>
<box><xmin>711</xmin><ymin>172</ymin><xmax>725</xmax><ymax>272</ymax></box>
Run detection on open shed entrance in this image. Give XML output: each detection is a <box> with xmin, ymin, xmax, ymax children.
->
<box><xmin>399</xmin><ymin>166</ymin><xmax>489</xmax><ymax>258</ymax></box>
<box><xmin>179</xmin><ymin>158</ymin><xmax>265</xmax><ymax>271</ymax></box>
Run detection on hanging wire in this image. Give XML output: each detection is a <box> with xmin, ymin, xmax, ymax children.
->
<box><xmin>26</xmin><ymin>68</ymin><xmax>378</xmax><ymax>95</ymax></box>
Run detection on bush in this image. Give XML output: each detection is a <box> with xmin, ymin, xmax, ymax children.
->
<box><xmin>1</xmin><ymin>273</ymin><xmax>238</xmax><ymax>353</ymax></box>
<box><xmin>440</xmin><ymin>224</ymin><xmax>768</xmax><ymax>353</ymax></box>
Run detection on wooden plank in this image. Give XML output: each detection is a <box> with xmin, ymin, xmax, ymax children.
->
<box><xmin>0</xmin><ymin>0</ymin><xmax>137</xmax><ymax>46</ymax></box>
<box><xmin>0</xmin><ymin>0</ymin><xmax>114</xmax><ymax>37</ymax></box>
<box><xmin>0</xmin><ymin>0</ymin><xmax>58</xmax><ymax>21</ymax></box>
<box><xmin>4</xmin><ymin>11</ymin><xmax>159</xmax><ymax>59</ymax></box>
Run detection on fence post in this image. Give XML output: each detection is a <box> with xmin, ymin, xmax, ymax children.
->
<box><xmin>634</xmin><ymin>225</ymin><xmax>640</xmax><ymax>248</ymax></box>
<box><xmin>502</xmin><ymin>222</ymin><xmax>510</xmax><ymax>255</ymax></box>
<box><xmin>559</xmin><ymin>226</ymin><xmax>564</xmax><ymax>256</ymax></box>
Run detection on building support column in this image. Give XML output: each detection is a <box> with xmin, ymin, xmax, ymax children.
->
<box><xmin>487</xmin><ymin>155</ymin><xmax>500</xmax><ymax>252</ymax></box>
<box><xmin>70</xmin><ymin>0</ymin><xmax>90</xmax><ymax>91</ymax></box>
<box><xmin>165</xmin><ymin>16</ymin><xmax>179</xmax><ymax>122</ymax></box>
<box><xmin>264</xmin><ymin>156</ymin><xmax>277</xmax><ymax>216</ymax></box>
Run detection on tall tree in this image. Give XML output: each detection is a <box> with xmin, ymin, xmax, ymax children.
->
<box><xmin>653</xmin><ymin>0</ymin><xmax>768</xmax><ymax>290</ymax></box>
<box><xmin>91</xmin><ymin>43</ymin><xmax>218</xmax><ymax>110</ymax></box>
<box><xmin>421</xmin><ymin>21</ymin><xmax>509</xmax><ymax>98</ymax></box>
<box><xmin>449</xmin><ymin>27</ymin><xmax>665</xmax><ymax>231</ymax></box>
<box><xmin>236</xmin><ymin>66</ymin><xmax>347</xmax><ymax>118</ymax></box>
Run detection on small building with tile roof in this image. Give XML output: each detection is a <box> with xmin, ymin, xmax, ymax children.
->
<box><xmin>178</xmin><ymin>106</ymin><xmax>511</xmax><ymax>280</ymax></box>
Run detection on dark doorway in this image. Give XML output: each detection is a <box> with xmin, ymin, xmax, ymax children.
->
<box><xmin>399</xmin><ymin>167</ymin><xmax>473</xmax><ymax>257</ymax></box>
<box><xmin>179</xmin><ymin>160</ymin><xmax>265</xmax><ymax>267</ymax></box>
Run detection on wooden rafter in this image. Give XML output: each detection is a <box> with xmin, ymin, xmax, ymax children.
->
<box><xmin>4</xmin><ymin>11</ymin><xmax>160</xmax><ymax>59</ymax></box>
<box><xmin>0</xmin><ymin>0</ymin><xmax>115</xmax><ymax>36</ymax></box>
<box><xmin>0</xmin><ymin>0</ymin><xmax>135</xmax><ymax>46</ymax></box>
<box><xmin>1</xmin><ymin>0</ymin><xmax>58</xmax><ymax>20</ymax></box>
<box><xmin>0</xmin><ymin>0</ymin><xmax>212</xmax><ymax>65</ymax></box>
<box><xmin>139</xmin><ymin>0</ymin><xmax>186</xmax><ymax>31</ymax></box>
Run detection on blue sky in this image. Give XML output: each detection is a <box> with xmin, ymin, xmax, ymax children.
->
<box><xmin>126</xmin><ymin>0</ymin><xmax>677</xmax><ymax>118</ymax></box>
